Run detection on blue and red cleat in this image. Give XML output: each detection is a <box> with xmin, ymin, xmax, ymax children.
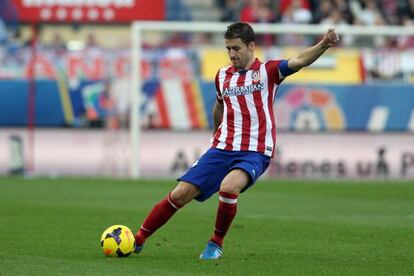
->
<box><xmin>134</xmin><ymin>243</ymin><xmax>144</xmax><ymax>254</ymax></box>
<box><xmin>199</xmin><ymin>241</ymin><xmax>222</xmax><ymax>260</ymax></box>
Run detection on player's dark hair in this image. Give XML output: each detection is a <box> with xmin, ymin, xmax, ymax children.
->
<box><xmin>224</xmin><ymin>22</ymin><xmax>255</xmax><ymax>45</ymax></box>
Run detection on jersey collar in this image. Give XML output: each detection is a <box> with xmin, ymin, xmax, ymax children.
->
<box><xmin>230</xmin><ymin>58</ymin><xmax>261</xmax><ymax>73</ymax></box>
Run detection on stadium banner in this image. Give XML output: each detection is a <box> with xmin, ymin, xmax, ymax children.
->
<box><xmin>142</xmin><ymin>82</ymin><xmax>414</xmax><ymax>132</ymax></box>
<box><xmin>0</xmin><ymin>80</ymin><xmax>66</xmax><ymax>126</ymax></box>
<box><xmin>1</xmin><ymin>79</ymin><xmax>414</xmax><ymax>132</ymax></box>
<box><xmin>1</xmin><ymin>47</ymin><xmax>413</xmax><ymax>131</ymax></box>
<box><xmin>11</xmin><ymin>0</ymin><xmax>165</xmax><ymax>23</ymax></box>
<box><xmin>275</xmin><ymin>84</ymin><xmax>414</xmax><ymax>132</ymax></box>
<box><xmin>0</xmin><ymin>129</ymin><xmax>413</xmax><ymax>179</ymax></box>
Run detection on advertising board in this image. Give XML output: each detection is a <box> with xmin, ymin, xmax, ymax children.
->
<box><xmin>0</xmin><ymin>129</ymin><xmax>413</xmax><ymax>180</ymax></box>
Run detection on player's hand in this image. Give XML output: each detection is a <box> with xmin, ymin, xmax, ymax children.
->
<box><xmin>321</xmin><ymin>28</ymin><xmax>339</xmax><ymax>49</ymax></box>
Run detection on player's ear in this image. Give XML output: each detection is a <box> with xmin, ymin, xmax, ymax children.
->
<box><xmin>248</xmin><ymin>41</ymin><xmax>255</xmax><ymax>51</ymax></box>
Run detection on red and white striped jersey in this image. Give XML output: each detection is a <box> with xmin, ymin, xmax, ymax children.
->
<box><xmin>211</xmin><ymin>58</ymin><xmax>294</xmax><ymax>157</ymax></box>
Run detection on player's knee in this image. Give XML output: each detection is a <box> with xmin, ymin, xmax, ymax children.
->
<box><xmin>220</xmin><ymin>169</ymin><xmax>250</xmax><ymax>194</ymax></box>
<box><xmin>170</xmin><ymin>182</ymin><xmax>199</xmax><ymax>206</ymax></box>
<box><xmin>219</xmin><ymin>183</ymin><xmax>241</xmax><ymax>195</ymax></box>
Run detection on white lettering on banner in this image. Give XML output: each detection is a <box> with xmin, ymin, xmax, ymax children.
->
<box><xmin>72</xmin><ymin>8</ymin><xmax>83</xmax><ymax>20</ymax></box>
<box><xmin>40</xmin><ymin>8</ymin><xmax>52</xmax><ymax>20</ymax></box>
<box><xmin>22</xmin><ymin>0</ymin><xmax>133</xmax><ymax>7</ymax></box>
<box><xmin>368</xmin><ymin>106</ymin><xmax>389</xmax><ymax>132</ymax></box>
<box><xmin>87</xmin><ymin>9</ymin><xmax>99</xmax><ymax>20</ymax></box>
<box><xmin>103</xmin><ymin>9</ymin><xmax>115</xmax><ymax>20</ymax></box>
<box><xmin>408</xmin><ymin>109</ymin><xmax>414</xmax><ymax>131</ymax></box>
<box><xmin>56</xmin><ymin>8</ymin><xmax>68</xmax><ymax>20</ymax></box>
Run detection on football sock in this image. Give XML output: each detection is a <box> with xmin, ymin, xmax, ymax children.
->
<box><xmin>210</xmin><ymin>191</ymin><xmax>238</xmax><ymax>247</ymax></box>
<box><xmin>135</xmin><ymin>192</ymin><xmax>182</xmax><ymax>246</ymax></box>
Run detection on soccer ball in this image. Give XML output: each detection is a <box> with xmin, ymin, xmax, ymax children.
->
<box><xmin>100</xmin><ymin>225</ymin><xmax>135</xmax><ymax>257</ymax></box>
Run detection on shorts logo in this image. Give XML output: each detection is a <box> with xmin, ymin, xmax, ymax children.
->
<box><xmin>192</xmin><ymin>160</ymin><xmax>199</xmax><ymax>167</ymax></box>
<box><xmin>266</xmin><ymin>146</ymin><xmax>272</xmax><ymax>152</ymax></box>
<box><xmin>252</xmin><ymin>70</ymin><xmax>261</xmax><ymax>83</ymax></box>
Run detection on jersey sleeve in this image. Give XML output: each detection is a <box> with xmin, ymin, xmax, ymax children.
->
<box><xmin>265</xmin><ymin>59</ymin><xmax>298</xmax><ymax>84</ymax></box>
<box><xmin>215</xmin><ymin>71</ymin><xmax>223</xmax><ymax>102</ymax></box>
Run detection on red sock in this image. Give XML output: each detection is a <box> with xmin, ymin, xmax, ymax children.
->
<box><xmin>210</xmin><ymin>191</ymin><xmax>238</xmax><ymax>247</ymax></box>
<box><xmin>135</xmin><ymin>193</ymin><xmax>182</xmax><ymax>246</ymax></box>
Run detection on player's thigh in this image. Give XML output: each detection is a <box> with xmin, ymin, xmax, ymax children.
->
<box><xmin>170</xmin><ymin>181</ymin><xmax>201</xmax><ymax>206</ymax></box>
<box><xmin>178</xmin><ymin>148</ymin><xmax>232</xmax><ymax>202</ymax></box>
<box><xmin>220</xmin><ymin>169</ymin><xmax>250</xmax><ymax>195</ymax></box>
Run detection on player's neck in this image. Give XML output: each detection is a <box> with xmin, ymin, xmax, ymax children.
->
<box><xmin>240</xmin><ymin>57</ymin><xmax>256</xmax><ymax>70</ymax></box>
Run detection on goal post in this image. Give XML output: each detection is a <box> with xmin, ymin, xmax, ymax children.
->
<box><xmin>129</xmin><ymin>21</ymin><xmax>414</xmax><ymax>179</ymax></box>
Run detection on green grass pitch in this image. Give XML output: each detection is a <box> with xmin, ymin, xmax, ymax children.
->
<box><xmin>0</xmin><ymin>177</ymin><xmax>413</xmax><ymax>275</ymax></box>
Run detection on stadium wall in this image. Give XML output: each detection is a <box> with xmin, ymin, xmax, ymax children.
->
<box><xmin>0</xmin><ymin>129</ymin><xmax>413</xmax><ymax>179</ymax></box>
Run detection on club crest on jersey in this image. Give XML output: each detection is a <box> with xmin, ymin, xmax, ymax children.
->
<box><xmin>252</xmin><ymin>70</ymin><xmax>261</xmax><ymax>83</ymax></box>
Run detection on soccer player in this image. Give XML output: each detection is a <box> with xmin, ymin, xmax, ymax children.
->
<box><xmin>134</xmin><ymin>22</ymin><xmax>339</xmax><ymax>259</ymax></box>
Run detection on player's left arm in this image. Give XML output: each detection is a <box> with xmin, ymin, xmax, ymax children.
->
<box><xmin>287</xmin><ymin>28</ymin><xmax>339</xmax><ymax>72</ymax></box>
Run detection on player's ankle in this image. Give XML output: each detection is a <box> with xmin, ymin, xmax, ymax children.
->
<box><xmin>134</xmin><ymin>232</ymin><xmax>146</xmax><ymax>246</ymax></box>
<box><xmin>210</xmin><ymin>236</ymin><xmax>223</xmax><ymax>247</ymax></box>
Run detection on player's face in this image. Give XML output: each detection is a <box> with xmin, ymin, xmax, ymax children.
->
<box><xmin>225</xmin><ymin>38</ymin><xmax>255</xmax><ymax>70</ymax></box>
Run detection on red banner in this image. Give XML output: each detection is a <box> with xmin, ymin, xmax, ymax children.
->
<box><xmin>12</xmin><ymin>0</ymin><xmax>165</xmax><ymax>23</ymax></box>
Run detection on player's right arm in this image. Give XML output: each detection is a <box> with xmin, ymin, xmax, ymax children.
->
<box><xmin>213</xmin><ymin>99</ymin><xmax>224</xmax><ymax>134</ymax></box>
<box><xmin>213</xmin><ymin>70</ymin><xmax>224</xmax><ymax>134</ymax></box>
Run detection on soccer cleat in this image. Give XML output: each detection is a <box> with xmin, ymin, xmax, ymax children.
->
<box><xmin>134</xmin><ymin>243</ymin><xmax>144</xmax><ymax>254</ymax></box>
<box><xmin>199</xmin><ymin>241</ymin><xmax>222</xmax><ymax>260</ymax></box>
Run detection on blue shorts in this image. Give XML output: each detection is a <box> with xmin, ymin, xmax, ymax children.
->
<box><xmin>178</xmin><ymin>148</ymin><xmax>270</xmax><ymax>202</ymax></box>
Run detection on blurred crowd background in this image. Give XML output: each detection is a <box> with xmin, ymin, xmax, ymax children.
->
<box><xmin>2</xmin><ymin>0</ymin><xmax>414</xmax><ymax>50</ymax></box>
<box><xmin>1</xmin><ymin>0</ymin><xmax>414</xmax><ymax>178</ymax></box>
